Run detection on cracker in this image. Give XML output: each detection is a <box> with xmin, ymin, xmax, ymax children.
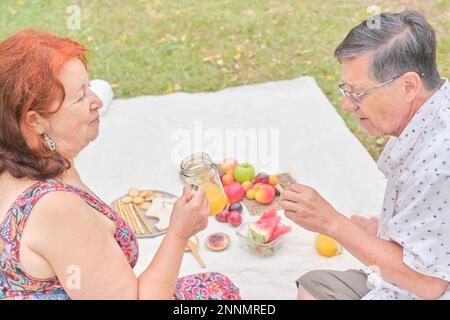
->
<box><xmin>140</xmin><ymin>202</ymin><xmax>151</xmax><ymax>211</ymax></box>
<box><xmin>140</xmin><ymin>190</ymin><xmax>153</xmax><ymax>198</ymax></box>
<box><xmin>128</xmin><ymin>188</ymin><xmax>140</xmax><ymax>197</ymax></box>
<box><xmin>145</xmin><ymin>193</ymin><xmax>163</xmax><ymax>202</ymax></box>
<box><xmin>132</xmin><ymin>196</ymin><xmax>144</xmax><ymax>205</ymax></box>
<box><xmin>121</xmin><ymin>196</ymin><xmax>132</xmax><ymax>204</ymax></box>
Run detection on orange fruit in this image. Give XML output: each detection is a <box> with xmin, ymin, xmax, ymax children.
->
<box><xmin>246</xmin><ymin>189</ymin><xmax>256</xmax><ymax>200</ymax></box>
<box><xmin>221</xmin><ymin>173</ymin><xmax>235</xmax><ymax>186</ymax></box>
<box><xmin>315</xmin><ymin>234</ymin><xmax>342</xmax><ymax>257</ymax></box>
<box><xmin>269</xmin><ymin>175</ymin><xmax>278</xmax><ymax>185</ymax></box>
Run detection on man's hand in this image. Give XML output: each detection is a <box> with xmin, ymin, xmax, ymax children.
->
<box><xmin>350</xmin><ymin>215</ymin><xmax>379</xmax><ymax>236</ymax></box>
<box><xmin>279</xmin><ymin>183</ymin><xmax>341</xmax><ymax>235</ymax></box>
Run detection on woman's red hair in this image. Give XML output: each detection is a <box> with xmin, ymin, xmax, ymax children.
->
<box><xmin>0</xmin><ymin>29</ymin><xmax>87</xmax><ymax>180</ymax></box>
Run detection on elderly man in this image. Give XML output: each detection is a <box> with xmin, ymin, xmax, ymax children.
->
<box><xmin>280</xmin><ymin>10</ymin><xmax>449</xmax><ymax>300</ymax></box>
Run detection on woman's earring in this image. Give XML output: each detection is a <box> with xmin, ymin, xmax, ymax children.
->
<box><xmin>42</xmin><ymin>133</ymin><xmax>56</xmax><ymax>151</ymax></box>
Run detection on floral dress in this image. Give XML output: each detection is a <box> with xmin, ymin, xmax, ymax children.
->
<box><xmin>0</xmin><ymin>179</ymin><xmax>240</xmax><ymax>300</ymax></box>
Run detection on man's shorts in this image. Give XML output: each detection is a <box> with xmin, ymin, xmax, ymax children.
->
<box><xmin>296</xmin><ymin>269</ymin><xmax>371</xmax><ymax>300</ymax></box>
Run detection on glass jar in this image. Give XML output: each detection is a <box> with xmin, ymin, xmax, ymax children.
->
<box><xmin>180</xmin><ymin>153</ymin><xmax>228</xmax><ymax>216</ymax></box>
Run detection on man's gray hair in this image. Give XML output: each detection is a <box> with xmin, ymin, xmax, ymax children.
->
<box><xmin>334</xmin><ymin>10</ymin><xmax>441</xmax><ymax>90</ymax></box>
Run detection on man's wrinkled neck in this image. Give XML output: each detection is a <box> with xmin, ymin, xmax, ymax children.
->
<box><xmin>393</xmin><ymin>82</ymin><xmax>443</xmax><ymax>137</ymax></box>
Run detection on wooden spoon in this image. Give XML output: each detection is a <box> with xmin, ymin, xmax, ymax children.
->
<box><xmin>187</xmin><ymin>238</ymin><xmax>206</xmax><ymax>269</ymax></box>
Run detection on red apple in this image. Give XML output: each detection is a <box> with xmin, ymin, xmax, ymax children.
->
<box><xmin>216</xmin><ymin>209</ymin><xmax>229</xmax><ymax>223</ymax></box>
<box><xmin>228</xmin><ymin>210</ymin><xmax>243</xmax><ymax>227</ymax></box>
<box><xmin>224</xmin><ymin>182</ymin><xmax>245</xmax><ymax>203</ymax></box>
<box><xmin>221</xmin><ymin>158</ymin><xmax>238</xmax><ymax>173</ymax></box>
<box><xmin>255</xmin><ymin>184</ymin><xmax>276</xmax><ymax>204</ymax></box>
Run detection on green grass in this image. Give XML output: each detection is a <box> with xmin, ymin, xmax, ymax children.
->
<box><xmin>1</xmin><ymin>0</ymin><xmax>449</xmax><ymax>159</ymax></box>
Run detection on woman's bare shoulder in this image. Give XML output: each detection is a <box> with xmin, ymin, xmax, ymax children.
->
<box><xmin>32</xmin><ymin>189</ymin><xmax>90</xmax><ymax>216</ymax></box>
<box><xmin>25</xmin><ymin>190</ymin><xmax>108</xmax><ymax>242</ymax></box>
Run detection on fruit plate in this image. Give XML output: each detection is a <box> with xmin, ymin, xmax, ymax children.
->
<box><xmin>242</xmin><ymin>172</ymin><xmax>296</xmax><ymax>216</ymax></box>
<box><xmin>110</xmin><ymin>189</ymin><xmax>177</xmax><ymax>239</ymax></box>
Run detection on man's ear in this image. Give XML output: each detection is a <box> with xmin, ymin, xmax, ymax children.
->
<box><xmin>23</xmin><ymin>110</ymin><xmax>48</xmax><ymax>135</ymax></box>
<box><xmin>402</xmin><ymin>72</ymin><xmax>422</xmax><ymax>103</ymax></box>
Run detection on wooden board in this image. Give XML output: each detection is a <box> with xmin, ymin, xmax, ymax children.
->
<box><xmin>242</xmin><ymin>173</ymin><xmax>296</xmax><ymax>216</ymax></box>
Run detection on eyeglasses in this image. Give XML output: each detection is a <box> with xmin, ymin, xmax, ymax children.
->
<box><xmin>338</xmin><ymin>75</ymin><xmax>402</xmax><ymax>107</ymax></box>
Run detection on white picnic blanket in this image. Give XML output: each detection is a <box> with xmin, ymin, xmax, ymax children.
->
<box><xmin>75</xmin><ymin>76</ymin><xmax>387</xmax><ymax>299</ymax></box>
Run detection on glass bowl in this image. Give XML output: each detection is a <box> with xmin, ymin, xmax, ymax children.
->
<box><xmin>236</xmin><ymin>223</ymin><xmax>284</xmax><ymax>257</ymax></box>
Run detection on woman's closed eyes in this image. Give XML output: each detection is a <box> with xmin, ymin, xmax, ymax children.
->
<box><xmin>74</xmin><ymin>84</ymin><xmax>91</xmax><ymax>104</ymax></box>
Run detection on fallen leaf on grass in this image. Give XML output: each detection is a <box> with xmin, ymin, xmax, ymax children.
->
<box><xmin>164</xmin><ymin>83</ymin><xmax>182</xmax><ymax>94</ymax></box>
<box><xmin>119</xmin><ymin>34</ymin><xmax>128</xmax><ymax>42</ymax></box>
<box><xmin>165</xmin><ymin>34</ymin><xmax>178</xmax><ymax>42</ymax></box>
<box><xmin>202</xmin><ymin>54</ymin><xmax>221</xmax><ymax>63</ymax></box>
<box><xmin>271</xmin><ymin>58</ymin><xmax>281</xmax><ymax>65</ymax></box>
<box><xmin>376</xmin><ymin>137</ymin><xmax>387</xmax><ymax>146</ymax></box>
<box><xmin>164</xmin><ymin>43</ymin><xmax>178</xmax><ymax>54</ymax></box>
<box><xmin>243</xmin><ymin>9</ymin><xmax>255</xmax><ymax>17</ymax></box>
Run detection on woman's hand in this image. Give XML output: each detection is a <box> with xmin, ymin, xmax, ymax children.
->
<box><xmin>168</xmin><ymin>186</ymin><xmax>210</xmax><ymax>241</ymax></box>
<box><xmin>350</xmin><ymin>215</ymin><xmax>379</xmax><ymax>236</ymax></box>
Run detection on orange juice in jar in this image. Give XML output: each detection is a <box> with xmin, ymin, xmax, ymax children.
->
<box><xmin>201</xmin><ymin>182</ymin><xmax>228</xmax><ymax>215</ymax></box>
<box><xmin>180</xmin><ymin>153</ymin><xmax>228</xmax><ymax>216</ymax></box>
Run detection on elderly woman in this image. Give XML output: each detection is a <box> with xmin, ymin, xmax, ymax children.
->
<box><xmin>0</xmin><ymin>29</ymin><xmax>240</xmax><ymax>300</ymax></box>
<box><xmin>282</xmin><ymin>10</ymin><xmax>449</xmax><ymax>300</ymax></box>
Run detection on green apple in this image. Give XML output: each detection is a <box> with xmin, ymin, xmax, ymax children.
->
<box><xmin>234</xmin><ymin>163</ymin><xmax>255</xmax><ymax>183</ymax></box>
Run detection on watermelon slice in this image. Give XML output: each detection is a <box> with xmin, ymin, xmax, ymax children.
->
<box><xmin>248</xmin><ymin>212</ymin><xmax>281</xmax><ymax>244</ymax></box>
<box><xmin>248</xmin><ymin>218</ymin><xmax>280</xmax><ymax>244</ymax></box>
<box><xmin>267</xmin><ymin>224</ymin><xmax>292</xmax><ymax>242</ymax></box>
<box><xmin>247</xmin><ymin>207</ymin><xmax>291</xmax><ymax>244</ymax></box>
<box><xmin>257</xmin><ymin>207</ymin><xmax>278</xmax><ymax>221</ymax></box>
